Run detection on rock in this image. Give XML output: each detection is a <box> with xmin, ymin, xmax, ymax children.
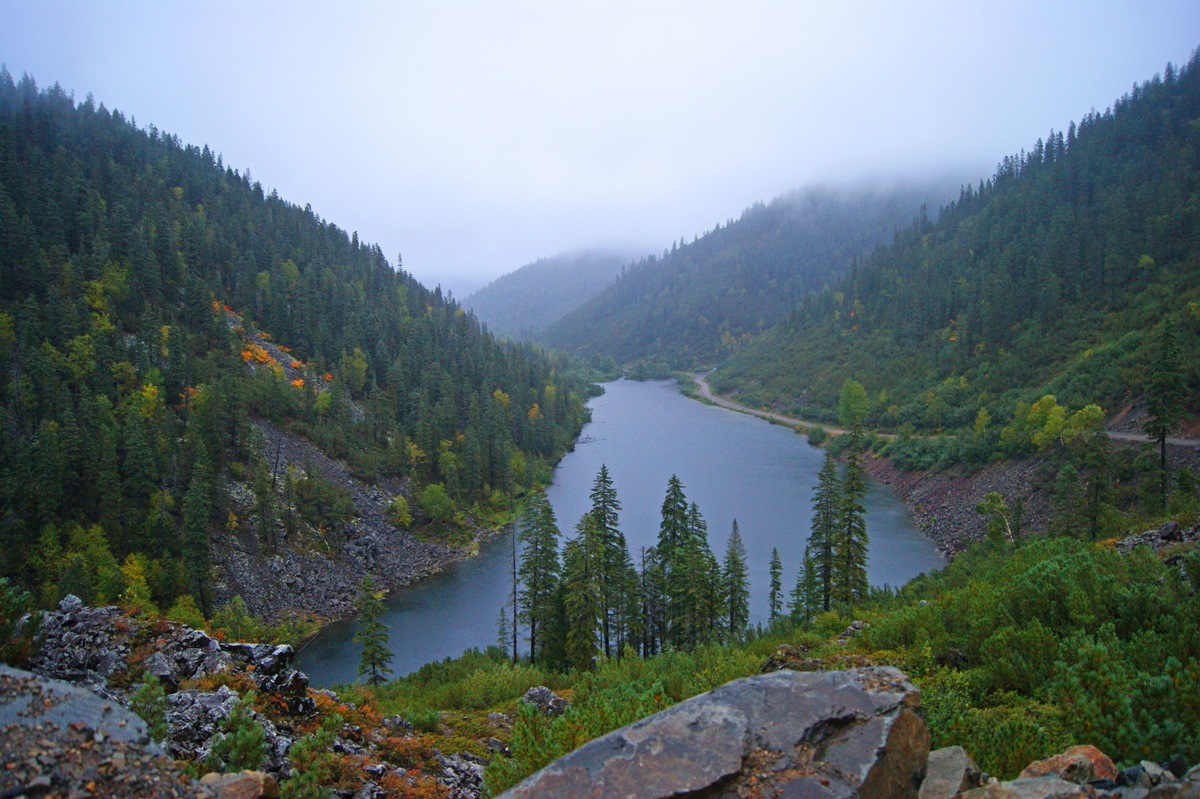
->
<box><xmin>520</xmin><ymin>686</ymin><xmax>569</xmax><ymax>717</ymax></box>
<box><xmin>761</xmin><ymin>643</ymin><xmax>810</xmax><ymax>672</ymax></box>
<box><xmin>1020</xmin><ymin>745</ymin><xmax>1119</xmax><ymax>784</ymax></box>
<box><xmin>59</xmin><ymin>594</ymin><xmax>84</xmax><ymax>614</ymax></box>
<box><xmin>920</xmin><ymin>746</ymin><xmax>983</xmax><ymax>799</ymax></box>
<box><xmin>439</xmin><ymin>751</ymin><xmax>486</xmax><ymax>799</ymax></box>
<box><xmin>164</xmin><ymin>686</ymin><xmax>241</xmax><ymax>758</ymax></box>
<box><xmin>486</xmin><ymin>712</ymin><xmax>510</xmax><ymax>729</ymax></box>
<box><xmin>1141</xmin><ymin>760</ymin><xmax>1176</xmax><ymax>787</ymax></box>
<box><xmin>840</xmin><ymin>619</ymin><xmax>869</xmax><ymax>639</ymax></box>
<box><xmin>199</xmin><ymin>770</ymin><xmax>280</xmax><ymax>799</ymax></box>
<box><xmin>960</xmin><ymin>776</ymin><xmax>1091</xmax><ymax>799</ymax></box>
<box><xmin>0</xmin><ymin>664</ymin><xmax>159</xmax><ymax>749</ymax></box>
<box><xmin>1161</xmin><ymin>521</ymin><xmax>1181</xmax><ymax>541</ymax></box>
<box><xmin>382</xmin><ymin>714</ymin><xmax>413</xmax><ymax>732</ymax></box>
<box><xmin>499</xmin><ymin>667</ymin><xmax>928</xmax><ymax>799</ymax></box>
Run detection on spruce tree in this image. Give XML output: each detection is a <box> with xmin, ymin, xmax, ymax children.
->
<box><xmin>561</xmin><ymin>530</ymin><xmax>601</xmax><ymax>671</ymax></box>
<box><xmin>517</xmin><ymin>486</ymin><xmax>560</xmax><ymax>664</ymax></box>
<box><xmin>722</xmin><ymin>520</ymin><xmax>750</xmax><ymax>642</ymax></box>
<box><xmin>768</xmin><ymin>547</ymin><xmax>783</xmax><ymax>622</ymax></box>
<box><xmin>1144</xmin><ymin>319</ymin><xmax>1186</xmax><ymax>511</ymax></box>
<box><xmin>833</xmin><ymin>435</ymin><xmax>869</xmax><ymax>605</ymax></box>
<box><xmin>353</xmin><ymin>575</ymin><xmax>393</xmax><ymax>686</ymax></box>
<box><xmin>587</xmin><ymin>465</ymin><xmax>623</xmax><ymax>658</ymax></box>
<box><xmin>809</xmin><ymin>453</ymin><xmax>841</xmax><ymax>611</ymax></box>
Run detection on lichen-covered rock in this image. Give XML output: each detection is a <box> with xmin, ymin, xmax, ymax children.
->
<box><xmin>500</xmin><ymin>666</ymin><xmax>929</xmax><ymax>799</ymax></box>
<box><xmin>519</xmin><ymin>685</ymin><xmax>569</xmax><ymax>716</ymax></box>
<box><xmin>439</xmin><ymin>751</ymin><xmax>486</xmax><ymax>799</ymax></box>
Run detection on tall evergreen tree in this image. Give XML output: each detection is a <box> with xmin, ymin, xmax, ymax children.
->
<box><xmin>353</xmin><ymin>575</ymin><xmax>393</xmax><ymax>686</ymax></box>
<box><xmin>833</xmin><ymin>434</ymin><xmax>869</xmax><ymax>605</ymax></box>
<box><xmin>1144</xmin><ymin>319</ymin><xmax>1186</xmax><ymax>510</ymax></box>
<box><xmin>587</xmin><ymin>465</ymin><xmax>623</xmax><ymax>658</ymax></box>
<box><xmin>721</xmin><ymin>520</ymin><xmax>750</xmax><ymax>642</ymax></box>
<box><xmin>561</xmin><ymin>529</ymin><xmax>601</xmax><ymax>671</ymax></box>
<box><xmin>809</xmin><ymin>453</ymin><xmax>840</xmax><ymax>611</ymax></box>
<box><xmin>517</xmin><ymin>486</ymin><xmax>561</xmax><ymax>664</ymax></box>
<box><xmin>768</xmin><ymin>547</ymin><xmax>783</xmax><ymax>622</ymax></box>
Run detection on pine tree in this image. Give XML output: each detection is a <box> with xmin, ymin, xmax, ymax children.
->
<box><xmin>587</xmin><ymin>465</ymin><xmax>622</xmax><ymax>658</ymax></box>
<box><xmin>809</xmin><ymin>453</ymin><xmax>841</xmax><ymax>611</ymax></box>
<box><xmin>833</xmin><ymin>435</ymin><xmax>869</xmax><ymax>605</ymax></box>
<box><xmin>722</xmin><ymin>520</ymin><xmax>750</xmax><ymax>642</ymax></box>
<box><xmin>181</xmin><ymin>466</ymin><xmax>213</xmax><ymax>616</ymax></box>
<box><xmin>768</xmin><ymin>547</ymin><xmax>783</xmax><ymax>622</ymax></box>
<box><xmin>517</xmin><ymin>486</ymin><xmax>560</xmax><ymax>664</ymax></box>
<box><xmin>1144</xmin><ymin>319</ymin><xmax>1186</xmax><ymax>511</ymax></box>
<box><xmin>561</xmin><ymin>531</ymin><xmax>601</xmax><ymax>671</ymax></box>
<box><xmin>353</xmin><ymin>575</ymin><xmax>393</xmax><ymax>686</ymax></box>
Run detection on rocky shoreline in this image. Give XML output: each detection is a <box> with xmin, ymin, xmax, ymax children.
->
<box><xmin>212</xmin><ymin>419</ymin><xmax>493</xmax><ymax>627</ymax></box>
<box><xmin>863</xmin><ymin>455</ymin><xmax>1053</xmax><ymax>558</ymax></box>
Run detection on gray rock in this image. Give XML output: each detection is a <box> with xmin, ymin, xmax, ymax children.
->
<box><xmin>439</xmin><ymin>752</ymin><xmax>486</xmax><ymax>799</ymax></box>
<box><xmin>500</xmin><ymin>667</ymin><xmax>928</xmax><ymax>799</ymax></box>
<box><xmin>960</xmin><ymin>776</ymin><xmax>1091</xmax><ymax>798</ymax></box>
<box><xmin>164</xmin><ymin>685</ymin><xmax>240</xmax><ymax>758</ymax></box>
<box><xmin>921</xmin><ymin>746</ymin><xmax>983</xmax><ymax>799</ymax></box>
<box><xmin>1141</xmin><ymin>761</ymin><xmax>1176</xmax><ymax>787</ymax></box>
<box><xmin>0</xmin><ymin>664</ymin><xmax>160</xmax><ymax>749</ymax></box>
<box><xmin>59</xmin><ymin>594</ymin><xmax>84</xmax><ymax>614</ymax></box>
<box><xmin>520</xmin><ymin>685</ymin><xmax>569</xmax><ymax>717</ymax></box>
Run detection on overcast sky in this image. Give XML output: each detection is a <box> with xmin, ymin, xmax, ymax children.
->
<box><xmin>2</xmin><ymin>2</ymin><xmax>1197</xmax><ymax>295</ymax></box>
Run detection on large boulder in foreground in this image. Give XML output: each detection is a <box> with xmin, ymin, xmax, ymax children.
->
<box><xmin>499</xmin><ymin>666</ymin><xmax>929</xmax><ymax>799</ymax></box>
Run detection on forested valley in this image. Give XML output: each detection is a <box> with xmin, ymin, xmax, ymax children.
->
<box><xmin>540</xmin><ymin>180</ymin><xmax>956</xmax><ymax>370</ymax></box>
<box><xmin>0</xmin><ymin>69</ymin><xmax>593</xmax><ymax>625</ymax></box>
<box><xmin>2</xmin><ymin>44</ymin><xmax>1200</xmax><ymax>799</ymax></box>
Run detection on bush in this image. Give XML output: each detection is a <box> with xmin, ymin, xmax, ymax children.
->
<box><xmin>0</xmin><ymin>578</ymin><xmax>39</xmax><ymax>666</ymax></box>
<box><xmin>130</xmin><ymin>676</ymin><xmax>169</xmax><ymax>742</ymax></box>
<box><xmin>206</xmin><ymin>692</ymin><xmax>266</xmax><ymax>773</ymax></box>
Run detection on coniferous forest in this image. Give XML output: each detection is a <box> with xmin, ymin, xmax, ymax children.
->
<box><xmin>2</xmin><ymin>33</ymin><xmax>1200</xmax><ymax>799</ymax></box>
<box><xmin>0</xmin><ymin>69</ymin><xmax>591</xmax><ymax>616</ymax></box>
<box><xmin>715</xmin><ymin>53</ymin><xmax>1200</xmax><ymax>434</ymax></box>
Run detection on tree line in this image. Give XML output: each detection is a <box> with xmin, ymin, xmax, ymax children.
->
<box><xmin>501</xmin><ymin>384</ymin><xmax>872</xmax><ymax>672</ymax></box>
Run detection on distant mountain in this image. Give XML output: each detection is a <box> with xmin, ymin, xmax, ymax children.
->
<box><xmin>465</xmin><ymin>249</ymin><xmax>636</xmax><ymax>339</ymax></box>
<box><xmin>539</xmin><ymin>182</ymin><xmax>958</xmax><ymax>366</ymax></box>
<box><xmin>715</xmin><ymin>54</ymin><xmax>1200</xmax><ymax>431</ymax></box>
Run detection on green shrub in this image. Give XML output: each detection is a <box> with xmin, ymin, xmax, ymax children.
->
<box><xmin>0</xmin><ymin>579</ymin><xmax>39</xmax><ymax>666</ymax></box>
<box><xmin>206</xmin><ymin>692</ymin><xmax>266</xmax><ymax>773</ymax></box>
<box><xmin>129</xmin><ymin>676</ymin><xmax>169</xmax><ymax>742</ymax></box>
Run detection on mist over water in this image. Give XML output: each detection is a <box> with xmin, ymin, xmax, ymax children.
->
<box><xmin>296</xmin><ymin>380</ymin><xmax>942</xmax><ymax>686</ymax></box>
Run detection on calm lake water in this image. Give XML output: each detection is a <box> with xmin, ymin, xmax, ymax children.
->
<box><xmin>296</xmin><ymin>379</ymin><xmax>943</xmax><ymax>686</ymax></box>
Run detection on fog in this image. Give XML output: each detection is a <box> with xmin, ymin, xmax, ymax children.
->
<box><xmin>2</xmin><ymin>2</ymin><xmax>1196</xmax><ymax>295</ymax></box>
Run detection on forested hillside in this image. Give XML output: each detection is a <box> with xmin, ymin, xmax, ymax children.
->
<box><xmin>465</xmin><ymin>249</ymin><xmax>634</xmax><ymax>339</ymax></box>
<box><xmin>716</xmin><ymin>54</ymin><xmax>1200</xmax><ymax>432</ymax></box>
<box><xmin>541</xmin><ymin>182</ymin><xmax>956</xmax><ymax>367</ymax></box>
<box><xmin>0</xmin><ymin>71</ymin><xmax>591</xmax><ymax>616</ymax></box>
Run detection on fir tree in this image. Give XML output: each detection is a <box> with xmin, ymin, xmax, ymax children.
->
<box><xmin>833</xmin><ymin>435</ymin><xmax>869</xmax><ymax>605</ymax></box>
<box><xmin>722</xmin><ymin>520</ymin><xmax>750</xmax><ymax>642</ymax></box>
<box><xmin>561</xmin><ymin>530</ymin><xmax>600</xmax><ymax>671</ymax></box>
<box><xmin>517</xmin><ymin>486</ymin><xmax>560</xmax><ymax>664</ymax></box>
<box><xmin>353</xmin><ymin>575</ymin><xmax>393</xmax><ymax>686</ymax></box>
<box><xmin>1144</xmin><ymin>319</ymin><xmax>1186</xmax><ymax>510</ymax></box>
<box><xmin>809</xmin><ymin>453</ymin><xmax>840</xmax><ymax>611</ymax></box>
<box><xmin>768</xmin><ymin>547</ymin><xmax>783</xmax><ymax>622</ymax></box>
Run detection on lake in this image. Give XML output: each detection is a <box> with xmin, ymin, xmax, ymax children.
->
<box><xmin>295</xmin><ymin>379</ymin><xmax>943</xmax><ymax>686</ymax></box>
